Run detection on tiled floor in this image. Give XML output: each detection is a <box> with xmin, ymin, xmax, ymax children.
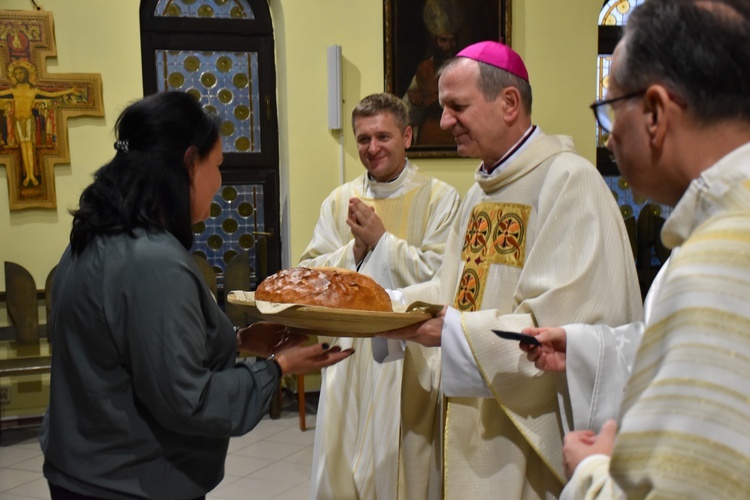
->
<box><xmin>0</xmin><ymin>409</ymin><xmax>316</xmax><ymax>500</ymax></box>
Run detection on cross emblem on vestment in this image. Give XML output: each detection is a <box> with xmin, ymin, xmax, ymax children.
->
<box><xmin>615</xmin><ymin>330</ymin><xmax>632</xmax><ymax>357</ymax></box>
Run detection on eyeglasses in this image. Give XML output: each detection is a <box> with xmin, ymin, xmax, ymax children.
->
<box><xmin>590</xmin><ymin>89</ymin><xmax>646</xmax><ymax>134</ymax></box>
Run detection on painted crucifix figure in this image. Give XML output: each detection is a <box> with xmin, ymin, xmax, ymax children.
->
<box><xmin>0</xmin><ymin>61</ymin><xmax>82</xmax><ymax>188</ymax></box>
<box><xmin>0</xmin><ymin>10</ymin><xmax>103</xmax><ymax>210</ymax></box>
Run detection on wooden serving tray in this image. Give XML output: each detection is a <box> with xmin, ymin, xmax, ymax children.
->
<box><xmin>226</xmin><ymin>291</ymin><xmax>437</xmax><ymax>337</ymax></box>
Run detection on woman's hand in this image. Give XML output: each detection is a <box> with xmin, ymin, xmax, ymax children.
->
<box><xmin>236</xmin><ymin>322</ymin><xmax>308</xmax><ymax>358</ymax></box>
<box><xmin>274</xmin><ymin>343</ymin><xmax>355</xmax><ymax>375</ymax></box>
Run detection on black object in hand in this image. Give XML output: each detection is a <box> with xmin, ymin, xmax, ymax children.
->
<box><xmin>491</xmin><ymin>329</ymin><xmax>541</xmax><ymax>347</ymax></box>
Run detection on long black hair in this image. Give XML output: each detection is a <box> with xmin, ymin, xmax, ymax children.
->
<box><xmin>70</xmin><ymin>91</ymin><xmax>220</xmax><ymax>254</ymax></box>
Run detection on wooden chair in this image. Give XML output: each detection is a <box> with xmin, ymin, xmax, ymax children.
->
<box><xmin>224</xmin><ymin>251</ymin><xmax>253</xmax><ymax>327</ymax></box>
<box><xmin>1</xmin><ymin>262</ymin><xmax>53</xmax><ymax>371</ymax></box>
<box><xmin>636</xmin><ymin>204</ymin><xmax>671</xmax><ymax>298</ymax></box>
<box><xmin>192</xmin><ymin>254</ymin><xmax>217</xmax><ymax>299</ymax></box>
<box><xmin>223</xmin><ymin>252</ymin><xmax>308</xmax><ymax>431</ymax></box>
<box><xmin>0</xmin><ymin>262</ymin><xmax>54</xmax><ymax>432</ymax></box>
<box><xmin>295</xmin><ymin>374</ymin><xmax>307</xmax><ymax>431</ymax></box>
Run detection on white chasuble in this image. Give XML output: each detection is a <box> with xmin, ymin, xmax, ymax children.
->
<box><xmin>399</xmin><ymin>132</ymin><xmax>643</xmax><ymax>499</ymax></box>
<box><xmin>303</xmin><ymin>163</ymin><xmax>459</xmax><ymax>500</ymax></box>
<box><xmin>563</xmin><ymin>144</ymin><xmax>750</xmax><ymax>499</ymax></box>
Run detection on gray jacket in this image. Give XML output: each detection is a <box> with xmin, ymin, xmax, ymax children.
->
<box><xmin>40</xmin><ymin>229</ymin><xmax>278</xmax><ymax>499</ymax></box>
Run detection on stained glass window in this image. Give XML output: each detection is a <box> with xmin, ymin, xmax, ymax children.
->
<box><xmin>192</xmin><ymin>184</ymin><xmax>266</xmax><ymax>289</ymax></box>
<box><xmin>596</xmin><ymin>0</ymin><xmax>670</xmax><ymax>220</ymax></box>
<box><xmin>595</xmin><ymin>55</ymin><xmax>612</xmax><ymax>147</ymax></box>
<box><xmin>142</xmin><ymin>0</ymin><xmax>281</xmax><ymax>294</ymax></box>
<box><xmin>595</xmin><ymin>1</ymin><xmax>647</xmax><ymax>146</ymax></box>
<box><xmin>598</xmin><ymin>0</ymin><xmax>646</xmax><ymax>26</ymax></box>
<box><xmin>155</xmin><ymin>50</ymin><xmax>261</xmax><ymax>154</ymax></box>
<box><xmin>154</xmin><ymin>0</ymin><xmax>255</xmax><ymax>19</ymax></box>
<box><xmin>596</xmin><ymin>0</ymin><xmax>670</xmax><ymax>285</ymax></box>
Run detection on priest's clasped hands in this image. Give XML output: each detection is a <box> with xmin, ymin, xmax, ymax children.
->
<box><xmin>348</xmin><ymin>197</ymin><xmax>386</xmax><ymax>265</ymax></box>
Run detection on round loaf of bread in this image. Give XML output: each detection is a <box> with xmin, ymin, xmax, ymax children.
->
<box><xmin>255</xmin><ymin>267</ymin><xmax>393</xmax><ymax>312</ymax></box>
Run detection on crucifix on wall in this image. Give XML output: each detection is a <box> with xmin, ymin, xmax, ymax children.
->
<box><xmin>0</xmin><ymin>9</ymin><xmax>103</xmax><ymax>210</ymax></box>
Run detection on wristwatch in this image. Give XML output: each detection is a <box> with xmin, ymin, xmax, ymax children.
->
<box><xmin>267</xmin><ymin>353</ymin><xmax>283</xmax><ymax>378</ymax></box>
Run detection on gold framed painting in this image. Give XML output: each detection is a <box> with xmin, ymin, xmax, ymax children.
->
<box><xmin>384</xmin><ymin>0</ymin><xmax>511</xmax><ymax>158</ymax></box>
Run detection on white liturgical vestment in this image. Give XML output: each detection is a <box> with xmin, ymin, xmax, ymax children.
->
<box><xmin>300</xmin><ymin>161</ymin><xmax>459</xmax><ymax>500</ymax></box>
<box><xmin>562</xmin><ymin>142</ymin><xmax>750</xmax><ymax>499</ymax></box>
<box><xmin>397</xmin><ymin>131</ymin><xmax>643</xmax><ymax>499</ymax></box>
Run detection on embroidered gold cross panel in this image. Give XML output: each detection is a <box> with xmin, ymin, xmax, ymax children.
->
<box><xmin>0</xmin><ymin>10</ymin><xmax>104</xmax><ymax>210</ymax></box>
<box><xmin>453</xmin><ymin>202</ymin><xmax>531</xmax><ymax>311</ymax></box>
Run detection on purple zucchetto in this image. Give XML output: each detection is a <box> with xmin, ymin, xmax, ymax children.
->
<box><xmin>456</xmin><ymin>41</ymin><xmax>529</xmax><ymax>82</ymax></box>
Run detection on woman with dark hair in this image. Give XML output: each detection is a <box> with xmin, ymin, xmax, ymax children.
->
<box><xmin>40</xmin><ymin>91</ymin><xmax>353</xmax><ymax>500</ymax></box>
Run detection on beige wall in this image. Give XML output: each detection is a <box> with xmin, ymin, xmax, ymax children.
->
<box><xmin>281</xmin><ymin>0</ymin><xmax>600</xmax><ymax>264</ymax></box>
<box><xmin>0</xmin><ymin>0</ymin><xmax>600</xmax><ymax>414</ymax></box>
<box><xmin>0</xmin><ymin>0</ymin><xmax>143</xmax><ymax>324</ymax></box>
<box><xmin>1</xmin><ymin>0</ymin><xmax>600</xmax><ymax>295</ymax></box>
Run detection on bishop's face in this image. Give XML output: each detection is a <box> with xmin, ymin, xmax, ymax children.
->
<box><xmin>438</xmin><ymin>60</ymin><xmax>509</xmax><ymax>167</ymax></box>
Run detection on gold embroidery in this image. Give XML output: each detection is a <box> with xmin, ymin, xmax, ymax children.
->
<box><xmin>453</xmin><ymin>202</ymin><xmax>531</xmax><ymax>311</ymax></box>
<box><xmin>629</xmin><ymin>393</ymin><xmax>750</xmax><ymax>438</ymax></box>
<box><xmin>491</xmin><ymin>210</ymin><xmax>527</xmax><ymax>263</ymax></box>
<box><xmin>613</xmin><ymin>431</ymin><xmax>750</xmax><ymax>497</ymax></box>
<box><xmin>623</xmin><ymin>306</ymin><xmax>750</xmax><ymax>406</ymax></box>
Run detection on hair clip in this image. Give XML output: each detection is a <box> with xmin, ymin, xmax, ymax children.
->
<box><xmin>114</xmin><ymin>139</ymin><xmax>129</xmax><ymax>153</ymax></box>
